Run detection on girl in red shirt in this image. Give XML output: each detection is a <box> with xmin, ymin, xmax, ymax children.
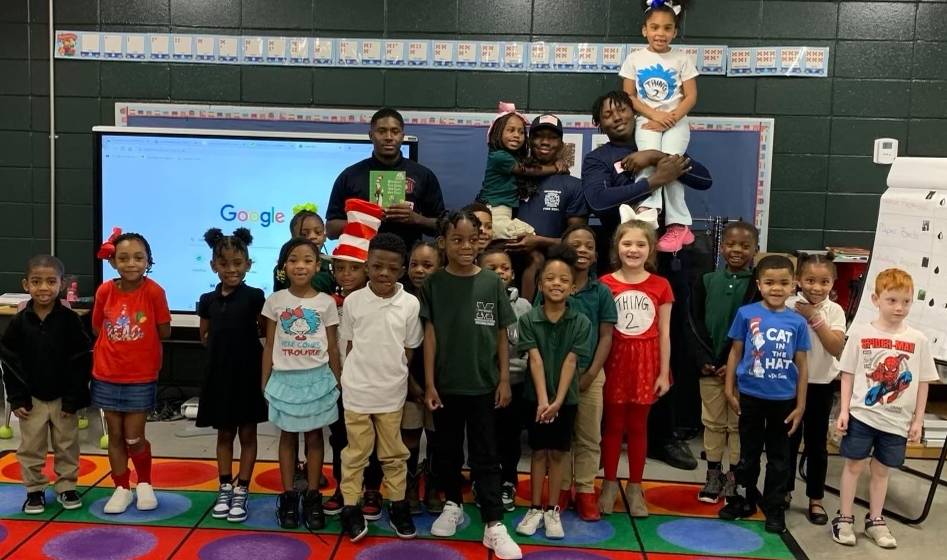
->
<box><xmin>599</xmin><ymin>220</ymin><xmax>674</xmax><ymax>518</ymax></box>
<box><xmin>91</xmin><ymin>230</ymin><xmax>171</xmax><ymax>515</ymax></box>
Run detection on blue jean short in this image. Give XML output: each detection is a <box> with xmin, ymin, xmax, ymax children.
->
<box><xmin>91</xmin><ymin>379</ymin><xmax>157</xmax><ymax>413</ymax></box>
<box><xmin>839</xmin><ymin>415</ymin><xmax>907</xmax><ymax>468</ymax></box>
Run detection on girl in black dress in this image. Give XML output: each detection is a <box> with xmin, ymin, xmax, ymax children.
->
<box><xmin>198</xmin><ymin>228</ymin><xmax>267</xmax><ymax>523</ymax></box>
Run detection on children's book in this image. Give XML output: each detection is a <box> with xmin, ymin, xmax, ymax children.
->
<box><xmin>370</xmin><ymin>170</ymin><xmax>406</xmax><ymax>208</ymax></box>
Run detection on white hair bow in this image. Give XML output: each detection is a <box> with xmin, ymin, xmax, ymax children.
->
<box><xmin>619</xmin><ymin>204</ymin><xmax>659</xmax><ymax>229</ymax></box>
<box><xmin>644</xmin><ymin>0</ymin><xmax>682</xmax><ymax>15</ymax></box>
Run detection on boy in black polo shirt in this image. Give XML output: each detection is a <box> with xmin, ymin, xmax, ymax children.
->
<box><xmin>1</xmin><ymin>255</ymin><xmax>91</xmax><ymax>514</ymax></box>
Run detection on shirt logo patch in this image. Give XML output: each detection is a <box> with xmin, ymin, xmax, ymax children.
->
<box><xmin>614</xmin><ymin>289</ymin><xmax>654</xmax><ymax>336</ymax></box>
<box><xmin>405</xmin><ymin>177</ymin><xmax>415</xmax><ymax>194</ymax></box>
<box><xmin>636</xmin><ymin>63</ymin><xmax>678</xmax><ymax>102</ymax></box>
<box><xmin>475</xmin><ymin>302</ymin><xmax>496</xmax><ymax>326</ymax></box>
<box><xmin>543</xmin><ymin>190</ymin><xmax>561</xmax><ymax>211</ymax></box>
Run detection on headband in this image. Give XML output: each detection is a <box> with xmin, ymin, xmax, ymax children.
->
<box><xmin>292</xmin><ymin>202</ymin><xmax>319</xmax><ymax>216</ymax></box>
<box><xmin>645</xmin><ymin>0</ymin><xmax>681</xmax><ymax>15</ymax></box>
<box><xmin>96</xmin><ymin>227</ymin><xmax>122</xmax><ymax>260</ymax></box>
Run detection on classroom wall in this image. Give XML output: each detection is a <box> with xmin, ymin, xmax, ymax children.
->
<box><xmin>1</xmin><ymin>0</ymin><xmax>946</xmax><ymax>294</ymax></box>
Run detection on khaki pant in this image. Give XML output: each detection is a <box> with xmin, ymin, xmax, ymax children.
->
<box><xmin>341</xmin><ymin>409</ymin><xmax>410</xmax><ymax>505</ymax></box>
<box><xmin>562</xmin><ymin>371</ymin><xmax>604</xmax><ymax>493</ymax></box>
<box><xmin>17</xmin><ymin>397</ymin><xmax>80</xmax><ymax>493</ymax></box>
<box><xmin>700</xmin><ymin>376</ymin><xmax>740</xmax><ymax>465</ymax></box>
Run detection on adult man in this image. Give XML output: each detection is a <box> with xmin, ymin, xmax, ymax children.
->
<box><xmin>507</xmin><ymin>114</ymin><xmax>588</xmax><ymax>301</ymax></box>
<box><xmin>582</xmin><ymin>90</ymin><xmax>713</xmax><ymax>471</ymax></box>
<box><xmin>326</xmin><ymin>108</ymin><xmax>445</xmax><ymax>248</ymax></box>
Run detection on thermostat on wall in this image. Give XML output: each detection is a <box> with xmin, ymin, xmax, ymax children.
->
<box><xmin>873</xmin><ymin>138</ymin><xmax>898</xmax><ymax>165</ymax></box>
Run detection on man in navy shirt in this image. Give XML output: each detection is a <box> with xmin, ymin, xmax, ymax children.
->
<box><xmin>507</xmin><ymin>114</ymin><xmax>588</xmax><ymax>300</ymax></box>
<box><xmin>326</xmin><ymin>108</ymin><xmax>445</xmax><ymax>249</ymax></box>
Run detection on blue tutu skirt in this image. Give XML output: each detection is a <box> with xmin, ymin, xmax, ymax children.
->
<box><xmin>264</xmin><ymin>365</ymin><xmax>339</xmax><ymax>432</ymax></box>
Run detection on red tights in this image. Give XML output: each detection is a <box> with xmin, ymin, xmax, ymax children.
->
<box><xmin>602</xmin><ymin>402</ymin><xmax>651</xmax><ymax>483</ymax></box>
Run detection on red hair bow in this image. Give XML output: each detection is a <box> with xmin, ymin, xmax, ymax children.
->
<box><xmin>96</xmin><ymin>227</ymin><xmax>122</xmax><ymax>260</ymax></box>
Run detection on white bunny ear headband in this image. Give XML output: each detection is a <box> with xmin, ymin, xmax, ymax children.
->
<box><xmin>644</xmin><ymin>0</ymin><xmax>682</xmax><ymax>15</ymax></box>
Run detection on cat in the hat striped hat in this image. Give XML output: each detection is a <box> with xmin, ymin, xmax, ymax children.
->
<box><xmin>330</xmin><ymin>199</ymin><xmax>383</xmax><ymax>307</ymax></box>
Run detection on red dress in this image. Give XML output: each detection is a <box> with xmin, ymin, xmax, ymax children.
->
<box><xmin>601</xmin><ymin>272</ymin><xmax>674</xmax><ymax>405</ymax></box>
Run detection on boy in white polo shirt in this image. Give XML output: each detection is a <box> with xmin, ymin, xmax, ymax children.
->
<box><xmin>339</xmin><ymin>233</ymin><xmax>423</xmax><ymax>543</ymax></box>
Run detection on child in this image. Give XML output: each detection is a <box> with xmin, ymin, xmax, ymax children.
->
<box><xmin>422</xmin><ymin>210</ymin><xmax>522</xmax><ymax>560</ymax></box>
<box><xmin>832</xmin><ymin>268</ymin><xmax>937</xmax><ymax>548</ymax></box>
<box><xmin>787</xmin><ymin>255</ymin><xmax>846</xmax><ymax>525</ymax></box>
<box><xmin>92</xmin><ymin>230</ymin><xmax>172</xmax><ymax>514</ymax></box>
<box><xmin>554</xmin><ymin>225</ymin><xmax>616</xmax><ymax>521</ymax></box>
<box><xmin>476</xmin><ymin>102</ymin><xmax>568</xmax><ymax>239</ymax></box>
<box><xmin>197</xmin><ymin>228</ymin><xmax>267</xmax><ymax>523</ymax></box>
<box><xmin>464</xmin><ymin>202</ymin><xmax>494</xmax><ymax>255</ymax></box>
<box><xmin>619</xmin><ymin>1</ymin><xmax>699</xmax><ymax>252</ymax></box>
<box><xmin>598</xmin><ymin>220</ymin><xmax>674</xmax><ymax>518</ymax></box>
<box><xmin>262</xmin><ymin>237</ymin><xmax>342</xmax><ymax>530</ymax></box>
<box><xmin>688</xmin><ymin>221</ymin><xmax>759</xmax><ymax>504</ymax></box>
<box><xmin>721</xmin><ymin>255</ymin><xmax>810</xmax><ymax>534</ymax></box>
<box><xmin>480</xmin><ymin>243</ymin><xmax>532</xmax><ymax>512</ymax></box>
<box><xmin>273</xmin><ymin>203</ymin><xmax>335</xmax><ymax>294</ymax></box>
<box><xmin>339</xmin><ymin>233</ymin><xmax>423</xmax><ymax>542</ymax></box>
<box><xmin>0</xmin><ymin>255</ymin><xmax>91</xmax><ymax>514</ymax></box>
<box><xmin>402</xmin><ymin>241</ymin><xmax>442</xmax><ymax>514</ymax></box>
<box><xmin>515</xmin><ymin>245</ymin><xmax>592</xmax><ymax>540</ymax></box>
<box><xmin>324</xmin><ymin>199</ymin><xmax>384</xmax><ymax>520</ymax></box>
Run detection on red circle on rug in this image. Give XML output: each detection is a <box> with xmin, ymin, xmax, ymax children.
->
<box><xmin>254</xmin><ymin>465</ymin><xmax>334</xmax><ymax>492</ymax></box>
<box><xmin>644</xmin><ymin>484</ymin><xmax>723</xmax><ymax>516</ymax></box>
<box><xmin>131</xmin><ymin>461</ymin><xmax>217</xmax><ymax>487</ymax></box>
<box><xmin>515</xmin><ymin>477</ymin><xmax>550</xmax><ymax>503</ymax></box>
<box><xmin>1</xmin><ymin>457</ymin><xmax>97</xmax><ymax>481</ymax></box>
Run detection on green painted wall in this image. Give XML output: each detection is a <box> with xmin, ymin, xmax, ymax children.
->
<box><xmin>1</xmin><ymin>0</ymin><xmax>946</xmax><ymax>294</ymax></box>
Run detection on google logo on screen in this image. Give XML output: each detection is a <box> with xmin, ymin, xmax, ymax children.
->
<box><xmin>219</xmin><ymin>204</ymin><xmax>286</xmax><ymax>227</ymax></box>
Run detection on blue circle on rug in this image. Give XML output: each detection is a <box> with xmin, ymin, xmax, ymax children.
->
<box><xmin>42</xmin><ymin>526</ymin><xmax>156</xmax><ymax>560</ymax></box>
<box><xmin>510</xmin><ymin>510</ymin><xmax>614</xmax><ymax>545</ymax></box>
<box><xmin>198</xmin><ymin>534</ymin><xmax>309</xmax><ymax>560</ymax></box>
<box><xmin>523</xmin><ymin>551</ymin><xmax>614</xmax><ymax>559</ymax></box>
<box><xmin>89</xmin><ymin>491</ymin><xmax>191</xmax><ymax>523</ymax></box>
<box><xmin>240</xmin><ymin>495</ymin><xmax>285</xmax><ymax>530</ymax></box>
<box><xmin>355</xmin><ymin>540</ymin><xmax>464</xmax><ymax>560</ymax></box>
<box><xmin>375</xmin><ymin>507</ymin><xmax>472</xmax><ymax>537</ymax></box>
<box><xmin>0</xmin><ymin>523</ymin><xmax>7</xmax><ymax>542</ymax></box>
<box><xmin>0</xmin><ymin>486</ymin><xmax>54</xmax><ymax>516</ymax></box>
<box><xmin>656</xmin><ymin>518</ymin><xmax>764</xmax><ymax>554</ymax></box>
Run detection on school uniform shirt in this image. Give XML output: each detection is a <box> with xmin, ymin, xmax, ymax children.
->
<box><xmin>92</xmin><ymin>277</ymin><xmax>171</xmax><ymax>384</ymax></box>
<box><xmin>618</xmin><ymin>48</ymin><xmax>699</xmax><ymax>112</ymax></box>
<box><xmin>419</xmin><ymin>268</ymin><xmax>515</xmax><ymax>396</ymax></box>
<box><xmin>787</xmin><ymin>295</ymin><xmax>847</xmax><ymax>384</ymax></box>
<box><xmin>689</xmin><ymin>268</ymin><xmax>758</xmax><ymax>369</ymax></box>
<box><xmin>517</xmin><ymin>305</ymin><xmax>592</xmax><ymax>405</ymax></box>
<box><xmin>535</xmin><ymin>276</ymin><xmax>618</xmax><ymax>370</ymax></box>
<box><xmin>479</xmin><ymin>150</ymin><xmax>521</xmax><ymax>208</ymax></box>
<box><xmin>0</xmin><ymin>299</ymin><xmax>91</xmax><ymax>413</ymax></box>
<box><xmin>262</xmin><ymin>290</ymin><xmax>339</xmax><ymax>371</ymax></box>
<box><xmin>838</xmin><ymin>322</ymin><xmax>939</xmax><ymax>438</ymax></box>
<box><xmin>326</xmin><ymin>154</ymin><xmax>445</xmax><ymax>249</ymax></box>
<box><xmin>728</xmin><ymin>302</ymin><xmax>811</xmax><ymax>401</ymax></box>
<box><xmin>515</xmin><ymin>174</ymin><xmax>587</xmax><ymax>238</ymax></box>
<box><xmin>339</xmin><ymin>283</ymin><xmax>423</xmax><ymax>414</ymax></box>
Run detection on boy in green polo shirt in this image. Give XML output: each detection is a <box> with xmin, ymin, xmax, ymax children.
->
<box><xmin>688</xmin><ymin>221</ymin><xmax>760</xmax><ymax>503</ymax></box>
<box><xmin>515</xmin><ymin>245</ymin><xmax>592</xmax><ymax>540</ymax></box>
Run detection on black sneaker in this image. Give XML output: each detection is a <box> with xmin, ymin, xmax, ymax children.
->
<box><xmin>57</xmin><ymin>490</ymin><xmax>82</xmax><ymax>510</ymax></box>
<box><xmin>341</xmin><ymin>505</ymin><xmax>368</xmax><ymax>542</ymax></box>
<box><xmin>765</xmin><ymin>507</ymin><xmax>787</xmax><ymax>534</ymax></box>
<box><xmin>23</xmin><ymin>491</ymin><xmax>45</xmax><ymax>514</ymax></box>
<box><xmin>362</xmin><ymin>489</ymin><xmax>383</xmax><ymax>521</ymax></box>
<box><xmin>276</xmin><ymin>491</ymin><xmax>299</xmax><ymax>529</ymax></box>
<box><xmin>324</xmin><ymin>488</ymin><xmax>344</xmax><ymax>516</ymax></box>
<box><xmin>648</xmin><ymin>440</ymin><xmax>698</xmax><ymax>470</ymax></box>
<box><xmin>500</xmin><ymin>481</ymin><xmax>516</xmax><ymax>512</ymax></box>
<box><xmin>718</xmin><ymin>496</ymin><xmax>757</xmax><ymax>520</ymax></box>
<box><xmin>697</xmin><ymin>468</ymin><xmax>724</xmax><ymax>504</ymax></box>
<box><xmin>293</xmin><ymin>462</ymin><xmax>308</xmax><ymax>493</ymax></box>
<box><xmin>388</xmin><ymin>500</ymin><xmax>417</xmax><ymax>539</ymax></box>
<box><xmin>405</xmin><ymin>472</ymin><xmax>422</xmax><ymax>515</ymax></box>
<box><xmin>302</xmin><ymin>490</ymin><xmax>325</xmax><ymax>530</ymax></box>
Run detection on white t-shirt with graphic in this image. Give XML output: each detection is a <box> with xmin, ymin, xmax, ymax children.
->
<box><xmin>787</xmin><ymin>295</ymin><xmax>847</xmax><ymax>384</ymax></box>
<box><xmin>262</xmin><ymin>289</ymin><xmax>339</xmax><ymax>371</ymax></box>
<box><xmin>618</xmin><ymin>48</ymin><xmax>699</xmax><ymax>112</ymax></box>
<box><xmin>839</xmin><ymin>322</ymin><xmax>939</xmax><ymax>437</ymax></box>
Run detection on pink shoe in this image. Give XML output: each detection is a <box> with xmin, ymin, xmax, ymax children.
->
<box><xmin>656</xmin><ymin>224</ymin><xmax>695</xmax><ymax>253</ymax></box>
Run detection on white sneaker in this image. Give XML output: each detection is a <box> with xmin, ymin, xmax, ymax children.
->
<box><xmin>515</xmin><ymin>507</ymin><xmax>544</xmax><ymax>536</ymax></box>
<box><xmin>430</xmin><ymin>501</ymin><xmax>464</xmax><ymax>537</ymax></box>
<box><xmin>212</xmin><ymin>483</ymin><xmax>233</xmax><ymax>519</ymax></box>
<box><xmin>544</xmin><ymin>506</ymin><xmax>564</xmax><ymax>539</ymax></box>
<box><xmin>227</xmin><ymin>485</ymin><xmax>249</xmax><ymax>523</ymax></box>
<box><xmin>103</xmin><ymin>486</ymin><xmax>134</xmax><ymax>514</ymax></box>
<box><xmin>135</xmin><ymin>482</ymin><xmax>158</xmax><ymax>511</ymax></box>
<box><xmin>483</xmin><ymin>523</ymin><xmax>522</xmax><ymax>559</ymax></box>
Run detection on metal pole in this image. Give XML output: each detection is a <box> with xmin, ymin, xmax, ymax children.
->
<box><xmin>48</xmin><ymin>0</ymin><xmax>56</xmax><ymax>255</ymax></box>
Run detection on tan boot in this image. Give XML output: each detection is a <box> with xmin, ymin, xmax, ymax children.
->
<box><xmin>627</xmin><ymin>483</ymin><xmax>649</xmax><ymax>518</ymax></box>
<box><xmin>598</xmin><ymin>480</ymin><xmax>620</xmax><ymax>514</ymax></box>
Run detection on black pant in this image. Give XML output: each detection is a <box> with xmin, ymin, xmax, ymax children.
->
<box><xmin>735</xmin><ymin>393</ymin><xmax>795</xmax><ymax>513</ymax></box>
<box><xmin>495</xmin><ymin>382</ymin><xmax>524</xmax><ymax>485</ymax></box>
<box><xmin>434</xmin><ymin>392</ymin><xmax>504</xmax><ymax>523</ymax></box>
<box><xmin>788</xmin><ymin>383</ymin><xmax>835</xmax><ymax>499</ymax></box>
<box><xmin>329</xmin><ymin>397</ymin><xmax>382</xmax><ymax>490</ymax></box>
